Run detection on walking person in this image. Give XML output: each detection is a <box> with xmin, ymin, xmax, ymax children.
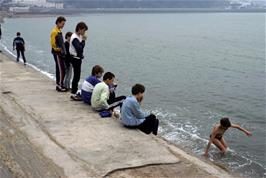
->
<box><xmin>0</xmin><ymin>24</ymin><xmax>2</xmax><ymax>40</ymax></box>
<box><xmin>63</xmin><ymin>32</ymin><xmax>73</xmax><ymax>90</ymax></box>
<box><xmin>13</xmin><ymin>32</ymin><xmax>26</xmax><ymax>65</ymax></box>
<box><xmin>70</xmin><ymin>22</ymin><xmax>88</xmax><ymax>95</ymax></box>
<box><xmin>0</xmin><ymin>24</ymin><xmax>2</xmax><ymax>52</ymax></box>
<box><xmin>50</xmin><ymin>16</ymin><xmax>67</xmax><ymax>92</ymax></box>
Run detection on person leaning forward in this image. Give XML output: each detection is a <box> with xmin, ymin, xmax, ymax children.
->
<box><xmin>121</xmin><ymin>84</ymin><xmax>159</xmax><ymax>135</ymax></box>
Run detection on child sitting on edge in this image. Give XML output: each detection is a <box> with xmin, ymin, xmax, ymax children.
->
<box><xmin>81</xmin><ymin>65</ymin><xmax>104</xmax><ymax>104</ymax></box>
<box><xmin>204</xmin><ymin>117</ymin><xmax>252</xmax><ymax>157</ymax></box>
<box><xmin>91</xmin><ymin>72</ymin><xmax>126</xmax><ymax>113</ymax></box>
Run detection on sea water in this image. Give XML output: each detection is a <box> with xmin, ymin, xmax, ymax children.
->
<box><xmin>1</xmin><ymin>12</ymin><xmax>265</xmax><ymax>177</ymax></box>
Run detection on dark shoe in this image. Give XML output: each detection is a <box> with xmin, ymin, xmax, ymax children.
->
<box><xmin>70</xmin><ymin>95</ymin><xmax>82</xmax><ymax>101</ymax></box>
<box><xmin>56</xmin><ymin>86</ymin><xmax>68</xmax><ymax>92</ymax></box>
<box><xmin>76</xmin><ymin>92</ymin><xmax>81</xmax><ymax>97</ymax></box>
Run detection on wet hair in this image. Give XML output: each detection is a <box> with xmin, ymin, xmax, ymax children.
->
<box><xmin>220</xmin><ymin>117</ymin><xmax>231</xmax><ymax>128</ymax></box>
<box><xmin>132</xmin><ymin>84</ymin><xmax>145</xmax><ymax>95</ymax></box>
<box><xmin>17</xmin><ymin>32</ymin><xmax>21</xmax><ymax>36</ymax></box>
<box><xmin>91</xmin><ymin>65</ymin><xmax>104</xmax><ymax>76</ymax></box>
<box><xmin>65</xmin><ymin>32</ymin><xmax>73</xmax><ymax>40</ymax></box>
<box><xmin>103</xmin><ymin>72</ymin><xmax>115</xmax><ymax>81</ymax></box>
<box><xmin>55</xmin><ymin>16</ymin><xmax>66</xmax><ymax>24</ymax></box>
<box><xmin>75</xmin><ymin>22</ymin><xmax>88</xmax><ymax>32</ymax></box>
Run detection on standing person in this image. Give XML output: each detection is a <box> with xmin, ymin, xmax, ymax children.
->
<box><xmin>63</xmin><ymin>32</ymin><xmax>73</xmax><ymax>90</ymax></box>
<box><xmin>91</xmin><ymin>72</ymin><xmax>126</xmax><ymax>112</ymax></box>
<box><xmin>13</xmin><ymin>32</ymin><xmax>26</xmax><ymax>65</ymax></box>
<box><xmin>80</xmin><ymin>65</ymin><xmax>104</xmax><ymax>104</ymax></box>
<box><xmin>0</xmin><ymin>24</ymin><xmax>2</xmax><ymax>52</ymax></box>
<box><xmin>70</xmin><ymin>22</ymin><xmax>88</xmax><ymax>96</ymax></box>
<box><xmin>50</xmin><ymin>16</ymin><xmax>67</xmax><ymax>92</ymax></box>
<box><xmin>0</xmin><ymin>24</ymin><xmax>2</xmax><ymax>40</ymax></box>
<box><xmin>204</xmin><ymin>117</ymin><xmax>252</xmax><ymax>157</ymax></box>
<box><xmin>121</xmin><ymin>84</ymin><xmax>159</xmax><ymax>135</ymax></box>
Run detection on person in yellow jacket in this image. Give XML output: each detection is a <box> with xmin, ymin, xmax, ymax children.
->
<box><xmin>50</xmin><ymin>16</ymin><xmax>67</xmax><ymax>92</ymax></box>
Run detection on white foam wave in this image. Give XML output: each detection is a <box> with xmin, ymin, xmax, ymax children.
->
<box><xmin>151</xmin><ymin>108</ymin><xmax>266</xmax><ymax>173</ymax></box>
<box><xmin>0</xmin><ymin>43</ymin><xmax>55</xmax><ymax>81</ymax></box>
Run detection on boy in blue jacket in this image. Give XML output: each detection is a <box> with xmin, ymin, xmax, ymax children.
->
<box><xmin>121</xmin><ymin>84</ymin><xmax>159</xmax><ymax>135</ymax></box>
<box><xmin>81</xmin><ymin>65</ymin><xmax>104</xmax><ymax>104</ymax></box>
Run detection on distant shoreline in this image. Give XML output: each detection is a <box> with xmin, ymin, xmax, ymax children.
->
<box><xmin>0</xmin><ymin>8</ymin><xmax>265</xmax><ymax>22</ymax></box>
<box><xmin>68</xmin><ymin>8</ymin><xmax>266</xmax><ymax>13</ymax></box>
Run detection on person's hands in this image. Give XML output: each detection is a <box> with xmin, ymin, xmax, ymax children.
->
<box><xmin>246</xmin><ymin>131</ymin><xmax>252</xmax><ymax>136</ymax></box>
<box><xmin>203</xmin><ymin>152</ymin><xmax>209</xmax><ymax>157</ymax></box>
<box><xmin>150</xmin><ymin>113</ymin><xmax>156</xmax><ymax>117</ymax></box>
<box><xmin>138</xmin><ymin>96</ymin><xmax>143</xmax><ymax>103</ymax></box>
<box><xmin>109</xmin><ymin>88</ymin><xmax>115</xmax><ymax>93</ymax></box>
<box><xmin>82</xmin><ymin>33</ymin><xmax>87</xmax><ymax>41</ymax></box>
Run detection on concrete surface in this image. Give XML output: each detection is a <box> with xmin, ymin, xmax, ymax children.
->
<box><xmin>0</xmin><ymin>53</ymin><xmax>237</xmax><ymax>178</ymax></box>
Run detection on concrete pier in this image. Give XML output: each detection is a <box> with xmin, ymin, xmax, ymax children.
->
<box><xmin>0</xmin><ymin>53</ymin><xmax>236</xmax><ymax>178</ymax></box>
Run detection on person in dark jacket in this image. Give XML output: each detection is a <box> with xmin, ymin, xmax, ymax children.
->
<box><xmin>81</xmin><ymin>65</ymin><xmax>104</xmax><ymax>104</ymax></box>
<box><xmin>0</xmin><ymin>24</ymin><xmax>2</xmax><ymax>40</ymax></box>
<box><xmin>0</xmin><ymin>24</ymin><xmax>2</xmax><ymax>52</ymax></box>
<box><xmin>13</xmin><ymin>32</ymin><xmax>26</xmax><ymax>65</ymax></box>
<box><xmin>63</xmin><ymin>32</ymin><xmax>73</xmax><ymax>90</ymax></box>
<box><xmin>69</xmin><ymin>22</ymin><xmax>88</xmax><ymax>97</ymax></box>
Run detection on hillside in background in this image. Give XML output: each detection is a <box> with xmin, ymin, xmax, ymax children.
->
<box><xmin>48</xmin><ymin>0</ymin><xmax>229</xmax><ymax>8</ymax></box>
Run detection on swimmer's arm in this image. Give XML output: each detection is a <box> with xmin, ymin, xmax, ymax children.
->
<box><xmin>231</xmin><ymin>124</ymin><xmax>252</xmax><ymax>136</ymax></box>
<box><xmin>204</xmin><ymin>127</ymin><xmax>219</xmax><ymax>156</ymax></box>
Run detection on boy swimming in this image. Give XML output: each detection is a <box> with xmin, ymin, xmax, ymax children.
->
<box><xmin>204</xmin><ymin>117</ymin><xmax>252</xmax><ymax>156</ymax></box>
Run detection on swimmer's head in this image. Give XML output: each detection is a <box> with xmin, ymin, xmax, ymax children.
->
<box><xmin>220</xmin><ymin>117</ymin><xmax>231</xmax><ymax>129</ymax></box>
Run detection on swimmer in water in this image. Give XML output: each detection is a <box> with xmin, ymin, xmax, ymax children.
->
<box><xmin>204</xmin><ymin>117</ymin><xmax>252</xmax><ymax>157</ymax></box>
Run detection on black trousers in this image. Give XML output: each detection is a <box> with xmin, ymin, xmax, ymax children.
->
<box><xmin>71</xmin><ymin>58</ymin><xmax>82</xmax><ymax>94</ymax></box>
<box><xmin>52</xmin><ymin>53</ymin><xmax>60</xmax><ymax>86</ymax></box>
<box><xmin>126</xmin><ymin>114</ymin><xmax>159</xmax><ymax>135</ymax></box>
<box><xmin>107</xmin><ymin>92</ymin><xmax>126</xmax><ymax>111</ymax></box>
<box><xmin>53</xmin><ymin>53</ymin><xmax>65</xmax><ymax>87</ymax></box>
<box><xmin>16</xmin><ymin>49</ymin><xmax>26</xmax><ymax>63</ymax></box>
